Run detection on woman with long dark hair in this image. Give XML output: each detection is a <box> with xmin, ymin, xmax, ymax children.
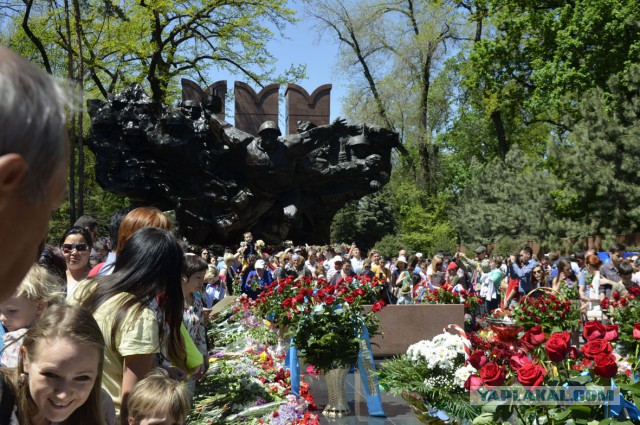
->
<box><xmin>72</xmin><ymin>227</ymin><xmax>186</xmax><ymax>423</ymax></box>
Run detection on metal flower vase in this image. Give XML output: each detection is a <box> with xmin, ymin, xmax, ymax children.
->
<box><xmin>323</xmin><ymin>367</ymin><xmax>351</xmax><ymax>417</ymax></box>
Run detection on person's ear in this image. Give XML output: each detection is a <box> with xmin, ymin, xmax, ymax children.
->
<box><xmin>36</xmin><ymin>301</ymin><xmax>48</xmax><ymax>314</ymax></box>
<box><xmin>128</xmin><ymin>417</ymin><xmax>136</xmax><ymax>425</ymax></box>
<box><xmin>20</xmin><ymin>346</ymin><xmax>29</xmax><ymax>369</ymax></box>
<box><xmin>0</xmin><ymin>154</ymin><xmax>27</xmax><ymax>195</ymax></box>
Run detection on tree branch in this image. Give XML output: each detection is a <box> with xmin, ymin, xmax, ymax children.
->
<box><xmin>22</xmin><ymin>0</ymin><xmax>52</xmax><ymax>73</ymax></box>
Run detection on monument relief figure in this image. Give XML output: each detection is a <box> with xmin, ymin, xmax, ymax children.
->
<box><xmin>87</xmin><ymin>83</ymin><xmax>399</xmax><ymax>244</ymax></box>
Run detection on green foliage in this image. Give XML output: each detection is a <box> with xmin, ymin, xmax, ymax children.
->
<box><xmin>374</xmin><ymin>234</ymin><xmax>411</xmax><ymax>258</ymax></box>
<box><xmin>492</xmin><ymin>236</ymin><xmax>534</xmax><ymax>257</ymax></box>
<box><xmin>451</xmin><ymin>145</ymin><xmax>569</xmax><ymax>246</ymax></box>
<box><xmin>330</xmin><ymin>193</ymin><xmax>396</xmax><ymax>251</ymax></box>
<box><xmin>372</xmin><ymin>222</ymin><xmax>457</xmax><ymax>258</ymax></box>
<box><xmin>47</xmin><ymin>148</ymin><xmax>129</xmax><ymax>244</ymax></box>
<box><xmin>550</xmin><ymin>65</ymin><xmax>640</xmax><ymax>238</ymax></box>
<box><xmin>330</xmin><ymin>201</ymin><xmax>359</xmax><ymax>244</ymax></box>
<box><xmin>464</xmin><ymin>0</ymin><xmax>640</xmax><ymax>130</ymax></box>
<box><xmin>2</xmin><ymin>0</ymin><xmax>303</xmax><ymax>102</ymax></box>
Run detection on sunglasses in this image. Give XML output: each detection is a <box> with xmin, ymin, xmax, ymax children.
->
<box><xmin>62</xmin><ymin>243</ymin><xmax>89</xmax><ymax>254</ymax></box>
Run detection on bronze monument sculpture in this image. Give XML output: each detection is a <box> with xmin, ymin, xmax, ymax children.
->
<box><xmin>87</xmin><ymin>83</ymin><xmax>399</xmax><ymax>245</ymax></box>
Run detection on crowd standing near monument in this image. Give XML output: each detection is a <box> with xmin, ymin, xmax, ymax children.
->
<box><xmin>4</xmin><ymin>45</ymin><xmax>640</xmax><ymax>424</ymax></box>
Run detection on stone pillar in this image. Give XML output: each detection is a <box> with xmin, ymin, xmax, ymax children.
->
<box><xmin>234</xmin><ymin>82</ymin><xmax>280</xmax><ymax>136</ymax></box>
<box><xmin>285</xmin><ymin>83</ymin><xmax>332</xmax><ymax>135</ymax></box>
<box><xmin>181</xmin><ymin>79</ymin><xmax>227</xmax><ymax>120</ymax></box>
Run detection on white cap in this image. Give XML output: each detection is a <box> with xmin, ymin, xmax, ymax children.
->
<box><xmin>415</xmin><ymin>252</ymin><xmax>423</xmax><ymax>259</ymax></box>
<box><xmin>255</xmin><ymin>259</ymin><xmax>266</xmax><ymax>269</ymax></box>
<box><xmin>333</xmin><ymin>255</ymin><xmax>343</xmax><ymax>263</ymax></box>
<box><xmin>396</xmin><ymin>255</ymin><xmax>407</xmax><ymax>264</ymax></box>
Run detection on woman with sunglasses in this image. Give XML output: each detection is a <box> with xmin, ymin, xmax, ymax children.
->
<box><xmin>60</xmin><ymin>226</ymin><xmax>93</xmax><ymax>298</ymax></box>
<box><xmin>527</xmin><ymin>264</ymin><xmax>547</xmax><ymax>298</ymax></box>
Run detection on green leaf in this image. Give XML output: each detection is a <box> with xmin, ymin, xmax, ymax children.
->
<box><xmin>551</xmin><ymin>409</ymin><xmax>572</xmax><ymax>421</ymax></box>
<box><xmin>568</xmin><ymin>405</ymin><xmax>594</xmax><ymax>419</ymax></box>
<box><xmin>569</xmin><ymin>375</ymin><xmax>591</xmax><ymax>385</ymax></box>
<box><xmin>472</xmin><ymin>412</ymin><xmax>498</xmax><ymax>425</ymax></box>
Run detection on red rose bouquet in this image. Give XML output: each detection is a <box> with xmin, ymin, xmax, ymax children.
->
<box><xmin>252</xmin><ymin>274</ymin><xmax>385</xmax><ymax>371</ymax></box>
<box><xmin>610</xmin><ymin>286</ymin><xmax>640</xmax><ymax>354</ymax></box>
<box><xmin>419</xmin><ymin>285</ymin><xmax>482</xmax><ymax>315</ymax></box>
<box><xmin>512</xmin><ymin>291</ymin><xmax>580</xmax><ymax>333</ymax></box>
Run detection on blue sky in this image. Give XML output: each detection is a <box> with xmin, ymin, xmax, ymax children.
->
<box><xmin>210</xmin><ymin>2</ymin><xmax>347</xmax><ymax>126</ymax></box>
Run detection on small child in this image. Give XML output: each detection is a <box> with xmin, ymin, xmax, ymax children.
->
<box><xmin>127</xmin><ymin>368</ymin><xmax>191</xmax><ymax>425</ymax></box>
<box><xmin>0</xmin><ymin>264</ymin><xmax>63</xmax><ymax>367</ymax></box>
<box><xmin>239</xmin><ymin>231</ymin><xmax>256</xmax><ymax>268</ymax></box>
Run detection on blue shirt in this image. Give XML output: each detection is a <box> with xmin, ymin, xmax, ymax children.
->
<box><xmin>509</xmin><ymin>259</ymin><xmax>539</xmax><ymax>295</ymax></box>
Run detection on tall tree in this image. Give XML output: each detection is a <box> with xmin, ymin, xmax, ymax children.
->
<box><xmin>1</xmin><ymin>0</ymin><xmax>303</xmax><ymax>102</ymax></box>
<box><xmin>1</xmin><ymin>0</ymin><xmax>304</xmax><ymax>225</ymax></box>
<box><xmin>463</xmin><ymin>0</ymin><xmax>640</xmax><ymax>138</ymax></box>
<box><xmin>549</xmin><ymin>65</ymin><xmax>640</xmax><ymax>239</ymax></box>
<box><xmin>307</xmin><ymin>0</ymin><xmax>468</xmax><ymax>197</ymax></box>
<box><xmin>452</xmin><ymin>145</ymin><xmax>559</xmax><ymax>245</ymax></box>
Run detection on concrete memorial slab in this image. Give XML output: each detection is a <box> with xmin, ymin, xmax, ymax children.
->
<box><xmin>364</xmin><ymin>304</ymin><xmax>465</xmax><ymax>357</ymax></box>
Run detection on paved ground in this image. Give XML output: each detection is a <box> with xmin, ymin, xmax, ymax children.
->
<box><xmin>307</xmin><ymin>368</ymin><xmax>422</xmax><ymax>425</ymax></box>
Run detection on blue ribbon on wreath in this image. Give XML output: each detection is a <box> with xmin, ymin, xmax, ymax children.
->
<box><xmin>282</xmin><ymin>303</ymin><xmax>386</xmax><ymax>417</ymax></box>
<box><xmin>356</xmin><ymin>318</ymin><xmax>386</xmax><ymax>417</ymax></box>
<box><xmin>606</xmin><ymin>378</ymin><xmax>640</xmax><ymax>421</ymax></box>
<box><xmin>285</xmin><ymin>340</ymin><xmax>300</xmax><ymax>398</ymax></box>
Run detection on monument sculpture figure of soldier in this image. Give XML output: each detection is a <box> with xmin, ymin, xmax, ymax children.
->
<box><xmin>87</xmin><ymin>83</ymin><xmax>399</xmax><ymax>244</ymax></box>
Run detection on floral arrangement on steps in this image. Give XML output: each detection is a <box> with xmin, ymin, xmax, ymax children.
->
<box><xmin>251</xmin><ymin>275</ymin><xmax>385</xmax><ymax>370</ymax></box>
<box><xmin>250</xmin><ymin>274</ymin><xmax>387</xmax><ymax>417</ymax></box>
<box><xmin>379</xmin><ymin>330</ymin><xmax>478</xmax><ymax>422</ymax></box>
<box><xmin>189</xmin><ymin>304</ymin><xmax>318</xmax><ymax>424</ymax></box>
<box><xmin>379</xmin><ymin>319</ymin><xmax>640</xmax><ymax>424</ymax></box>
<box><xmin>418</xmin><ymin>285</ymin><xmax>483</xmax><ymax>316</ymax></box>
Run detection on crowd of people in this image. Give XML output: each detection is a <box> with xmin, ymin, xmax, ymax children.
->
<box><xmin>0</xmin><ymin>47</ymin><xmax>196</xmax><ymax>425</ymax></box>
<box><xmin>2</xmin><ymin>45</ymin><xmax>638</xmax><ymax>425</ymax></box>
<box><xmin>195</xmin><ymin>236</ymin><xmax>640</xmax><ymax>326</ymax></box>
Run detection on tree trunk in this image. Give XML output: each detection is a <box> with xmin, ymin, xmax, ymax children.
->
<box><xmin>63</xmin><ymin>0</ymin><xmax>76</xmax><ymax>224</ymax></box>
<box><xmin>73</xmin><ymin>0</ymin><xmax>85</xmax><ymax>217</ymax></box>
<box><xmin>491</xmin><ymin>110</ymin><xmax>509</xmax><ymax>160</ymax></box>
